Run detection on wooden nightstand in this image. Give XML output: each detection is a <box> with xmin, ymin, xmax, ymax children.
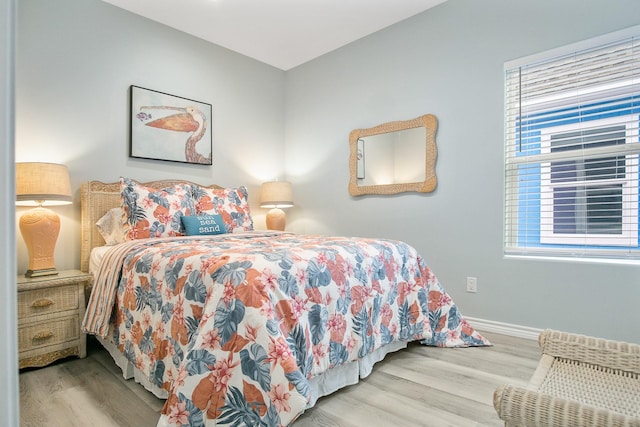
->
<box><xmin>17</xmin><ymin>269</ymin><xmax>91</xmax><ymax>369</ymax></box>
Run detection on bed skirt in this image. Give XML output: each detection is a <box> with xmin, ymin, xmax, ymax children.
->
<box><xmin>97</xmin><ymin>335</ymin><xmax>407</xmax><ymax>408</ymax></box>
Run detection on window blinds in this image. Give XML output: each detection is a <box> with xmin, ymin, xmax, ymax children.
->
<box><xmin>504</xmin><ymin>31</ymin><xmax>640</xmax><ymax>259</ymax></box>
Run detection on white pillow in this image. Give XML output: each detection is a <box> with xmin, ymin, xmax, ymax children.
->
<box><xmin>96</xmin><ymin>207</ymin><xmax>126</xmax><ymax>245</ymax></box>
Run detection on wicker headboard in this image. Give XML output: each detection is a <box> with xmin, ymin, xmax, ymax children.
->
<box><xmin>80</xmin><ymin>180</ymin><xmax>223</xmax><ymax>273</ymax></box>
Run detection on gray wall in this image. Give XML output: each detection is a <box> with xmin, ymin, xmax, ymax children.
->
<box><xmin>14</xmin><ymin>0</ymin><xmax>640</xmax><ymax>347</ymax></box>
<box><xmin>16</xmin><ymin>0</ymin><xmax>286</xmax><ymax>273</ymax></box>
<box><xmin>284</xmin><ymin>0</ymin><xmax>640</xmax><ymax>342</ymax></box>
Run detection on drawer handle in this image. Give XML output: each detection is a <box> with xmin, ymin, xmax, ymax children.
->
<box><xmin>32</xmin><ymin>330</ymin><xmax>54</xmax><ymax>340</ymax></box>
<box><xmin>31</xmin><ymin>298</ymin><xmax>54</xmax><ymax>308</ymax></box>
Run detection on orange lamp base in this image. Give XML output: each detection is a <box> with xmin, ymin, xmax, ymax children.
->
<box><xmin>266</xmin><ymin>208</ymin><xmax>286</xmax><ymax>231</ymax></box>
<box><xmin>19</xmin><ymin>207</ymin><xmax>60</xmax><ymax>277</ymax></box>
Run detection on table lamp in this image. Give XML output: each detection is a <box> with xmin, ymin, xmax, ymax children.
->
<box><xmin>260</xmin><ymin>181</ymin><xmax>293</xmax><ymax>231</ymax></box>
<box><xmin>16</xmin><ymin>162</ymin><xmax>72</xmax><ymax>277</ymax></box>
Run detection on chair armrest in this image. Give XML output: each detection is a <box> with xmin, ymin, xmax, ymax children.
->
<box><xmin>539</xmin><ymin>329</ymin><xmax>640</xmax><ymax>374</ymax></box>
<box><xmin>493</xmin><ymin>384</ymin><xmax>640</xmax><ymax>427</ymax></box>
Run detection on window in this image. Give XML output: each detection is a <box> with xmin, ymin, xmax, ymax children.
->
<box><xmin>504</xmin><ymin>28</ymin><xmax>640</xmax><ymax>259</ymax></box>
<box><xmin>540</xmin><ymin>117</ymin><xmax>638</xmax><ymax>246</ymax></box>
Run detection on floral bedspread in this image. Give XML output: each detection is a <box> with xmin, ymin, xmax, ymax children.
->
<box><xmin>83</xmin><ymin>232</ymin><xmax>489</xmax><ymax>426</ymax></box>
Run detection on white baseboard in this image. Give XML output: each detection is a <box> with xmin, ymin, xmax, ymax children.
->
<box><xmin>464</xmin><ymin>317</ymin><xmax>542</xmax><ymax>341</ymax></box>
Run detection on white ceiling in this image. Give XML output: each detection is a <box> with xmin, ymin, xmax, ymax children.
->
<box><xmin>102</xmin><ymin>0</ymin><xmax>447</xmax><ymax>70</ymax></box>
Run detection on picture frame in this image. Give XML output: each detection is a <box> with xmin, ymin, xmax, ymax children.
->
<box><xmin>129</xmin><ymin>85</ymin><xmax>212</xmax><ymax>165</ymax></box>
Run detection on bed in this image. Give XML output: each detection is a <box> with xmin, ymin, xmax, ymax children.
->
<box><xmin>80</xmin><ymin>178</ymin><xmax>490</xmax><ymax>427</ymax></box>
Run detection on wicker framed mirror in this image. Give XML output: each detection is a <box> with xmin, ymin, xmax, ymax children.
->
<box><xmin>348</xmin><ymin>114</ymin><xmax>438</xmax><ymax>196</ymax></box>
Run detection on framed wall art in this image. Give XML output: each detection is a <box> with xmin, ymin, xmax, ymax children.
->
<box><xmin>130</xmin><ymin>85</ymin><xmax>213</xmax><ymax>165</ymax></box>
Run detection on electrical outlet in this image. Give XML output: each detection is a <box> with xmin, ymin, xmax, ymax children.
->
<box><xmin>466</xmin><ymin>277</ymin><xmax>477</xmax><ymax>293</ymax></box>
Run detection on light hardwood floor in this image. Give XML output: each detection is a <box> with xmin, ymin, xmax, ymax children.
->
<box><xmin>20</xmin><ymin>331</ymin><xmax>540</xmax><ymax>426</ymax></box>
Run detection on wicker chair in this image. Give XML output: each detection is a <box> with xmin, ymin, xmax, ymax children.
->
<box><xmin>493</xmin><ymin>329</ymin><xmax>640</xmax><ymax>427</ymax></box>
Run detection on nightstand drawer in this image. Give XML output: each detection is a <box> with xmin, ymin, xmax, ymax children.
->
<box><xmin>17</xmin><ymin>270</ymin><xmax>89</xmax><ymax>368</ymax></box>
<box><xmin>17</xmin><ymin>284</ymin><xmax>79</xmax><ymax>319</ymax></box>
<box><xmin>18</xmin><ymin>314</ymin><xmax>80</xmax><ymax>352</ymax></box>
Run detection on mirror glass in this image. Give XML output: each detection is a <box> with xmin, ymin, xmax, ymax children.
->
<box><xmin>349</xmin><ymin>114</ymin><xmax>438</xmax><ymax>196</ymax></box>
<box><xmin>356</xmin><ymin>127</ymin><xmax>426</xmax><ymax>186</ymax></box>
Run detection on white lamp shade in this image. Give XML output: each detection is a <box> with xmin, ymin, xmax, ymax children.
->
<box><xmin>260</xmin><ymin>181</ymin><xmax>293</xmax><ymax>208</ymax></box>
<box><xmin>16</xmin><ymin>162</ymin><xmax>73</xmax><ymax>206</ymax></box>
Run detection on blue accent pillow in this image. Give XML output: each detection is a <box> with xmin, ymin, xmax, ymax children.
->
<box><xmin>181</xmin><ymin>214</ymin><xmax>226</xmax><ymax>236</ymax></box>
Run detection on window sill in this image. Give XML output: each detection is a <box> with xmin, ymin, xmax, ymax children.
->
<box><xmin>504</xmin><ymin>253</ymin><xmax>640</xmax><ymax>266</ymax></box>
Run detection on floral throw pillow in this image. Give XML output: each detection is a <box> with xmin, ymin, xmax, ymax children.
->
<box><xmin>191</xmin><ymin>185</ymin><xmax>254</xmax><ymax>232</ymax></box>
<box><xmin>120</xmin><ymin>177</ymin><xmax>196</xmax><ymax>240</ymax></box>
